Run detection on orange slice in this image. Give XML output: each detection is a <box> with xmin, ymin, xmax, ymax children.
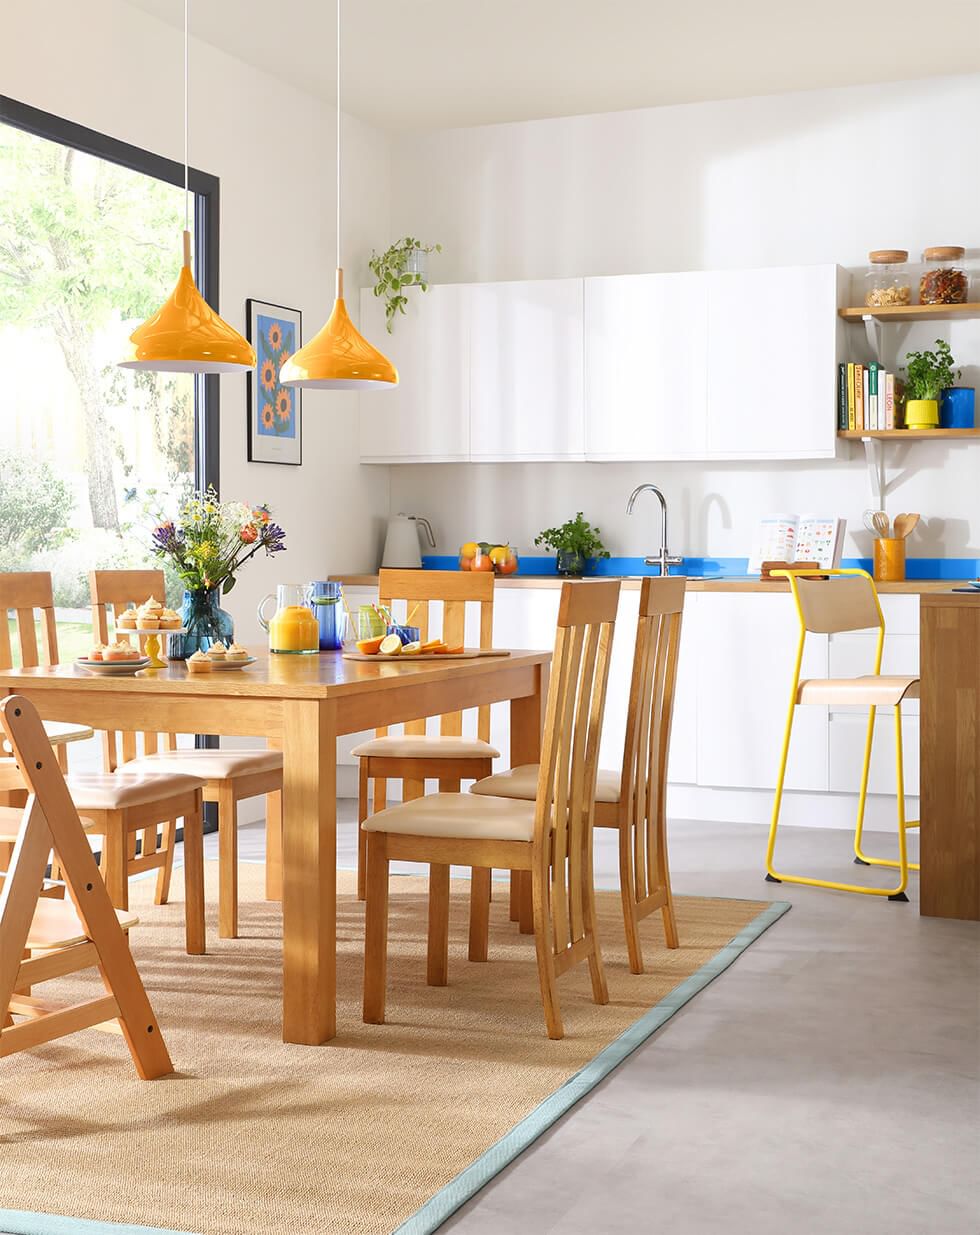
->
<box><xmin>356</xmin><ymin>637</ymin><xmax>385</xmax><ymax>655</ymax></box>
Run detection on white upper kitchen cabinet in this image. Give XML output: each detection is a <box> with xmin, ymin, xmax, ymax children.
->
<box><xmin>358</xmin><ymin>285</ymin><xmax>470</xmax><ymax>463</ymax></box>
<box><xmin>705</xmin><ymin>264</ymin><xmax>841</xmax><ymax>459</ymax></box>
<box><xmin>468</xmin><ymin>279</ymin><xmax>585</xmax><ymax>460</ymax></box>
<box><xmin>585</xmin><ymin>273</ymin><xmax>708</xmax><ymax>460</ymax></box>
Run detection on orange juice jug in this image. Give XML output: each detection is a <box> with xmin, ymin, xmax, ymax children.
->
<box><xmin>257</xmin><ymin>585</ymin><xmax>319</xmax><ymax>654</ymax></box>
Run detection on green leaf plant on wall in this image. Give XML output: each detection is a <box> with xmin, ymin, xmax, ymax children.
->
<box><xmin>369</xmin><ymin>237</ymin><xmax>442</xmax><ymax>332</ymax></box>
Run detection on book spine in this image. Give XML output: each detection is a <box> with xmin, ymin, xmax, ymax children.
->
<box><xmin>885</xmin><ymin>372</ymin><xmax>895</xmax><ymax>430</ymax></box>
<box><xmin>847</xmin><ymin>362</ymin><xmax>856</xmax><ymax>430</ymax></box>
<box><xmin>869</xmin><ymin>362</ymin><xmax>880</xmax><ymax>431</ymax></box>
<box><xmin>855</xmin><ymin>363</ymin><xmax>864</xmax><ymax>431</ymax></box>
<box><xmin>837</xmin><ymin>364</ymin><xmax>847</xmax><ymax>429</ymax></box>
<box><xmin>863</xmin><ymin>367</ymin><xmax>870</xmax><ymax>432</ymax></box>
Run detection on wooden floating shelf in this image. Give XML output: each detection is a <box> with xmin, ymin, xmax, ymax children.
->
<box><xmin>838</xmin><ymin>303</ymin><xmax>980</xmax><ymax>323</ymax></box>
<box><xmin>838</xmin><ymin>428</ymin><xmax>980</xmax><ymax>440</ymax></box>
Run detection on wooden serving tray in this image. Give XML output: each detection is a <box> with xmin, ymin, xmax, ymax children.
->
<box><xmin>342</xmin><ymin>648</ymin><xmax>511</xmax><ymax>663</ymax></box>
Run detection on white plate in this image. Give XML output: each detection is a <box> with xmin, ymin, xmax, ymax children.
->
<box><xmin>116</xmin><ymin>626</ymin><xmax>187</xmax><ymax>635</ymax></box>
<box><xmin>76</xmin><ymin>657</ymin><xmax>151</xmax><ymax>675</ymax></box>
<box><xmin>206</xmin><ymin>656</ymin><xmax>257</xmax><ymax>671</ymax></box>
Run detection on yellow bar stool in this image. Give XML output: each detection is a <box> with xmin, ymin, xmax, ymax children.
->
<box><xmin>765</xmin><ymin>568</ymin><xmax>919</xmax><ymax>901</ymax></box>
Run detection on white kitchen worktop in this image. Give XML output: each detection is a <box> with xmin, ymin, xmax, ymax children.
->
<box><xmin>334</xmin><ymin>573</ymin><xmax>959</xmax><ymax>595</ymax></box>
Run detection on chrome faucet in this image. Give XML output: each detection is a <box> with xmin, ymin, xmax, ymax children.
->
<box><xmin>626</xmin><ymin>484</ymin><xmax>683</xmax><ymax>576</ymax></box>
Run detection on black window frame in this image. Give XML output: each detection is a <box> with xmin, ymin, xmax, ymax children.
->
<box><xmin>0</xmin><ymin>94</ymin><xmax>221</xmax><ymax>494</ymax></box>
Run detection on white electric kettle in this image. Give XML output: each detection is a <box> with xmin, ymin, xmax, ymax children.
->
<box><xmin>381</xmin><ymin>513</ymin><xmax>435</xmax><ymax>569</ymax></box>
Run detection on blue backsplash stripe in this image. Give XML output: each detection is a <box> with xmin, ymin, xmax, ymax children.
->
<box><xmin>422</xmin><ymin>554</ymin><xmax>979</xmax><ymax>580</ymax></box>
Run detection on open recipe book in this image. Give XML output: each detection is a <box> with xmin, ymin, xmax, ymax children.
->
<box><xmin>748</xmin><ymin>513</ymin><xmax>846</xmax><ymax>574</ymax></box>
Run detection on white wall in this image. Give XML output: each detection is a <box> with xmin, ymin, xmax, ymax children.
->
<box><xmin>386</xmin><ymin>75</ymin><xmax>980</xmax><ymax>564</ymax></box>
<box><xmin>2</xmin><ymin>0</ymin><xmax>393</xmax><ymax>639</ymax></box>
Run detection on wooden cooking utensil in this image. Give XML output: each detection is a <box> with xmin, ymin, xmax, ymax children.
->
<box><xmin>871</xmin><ymin>511</ymin><xmax>891</xmax><ymax>539</ymax></box>
<box><xmin>893</xmin><ymin>513</ymin><xmax>920</xmax><ymax>540</ymax></box>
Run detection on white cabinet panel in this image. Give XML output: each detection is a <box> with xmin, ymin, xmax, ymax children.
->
<box><xmin>585</xmin><ymin>273</ymin><xmax>708</xmax><ymax>460</ymax></box>
<box><xmin>828</xmin><ymin>632</ymin><xmax>919</xmax><ymax>715</ymax></box>
<box><xmin>488</xmin><ymin>587</ymin><xmax>561</xmax><ymax>764</ymax></box>
<box><xmin>696</xmin><ymin>593</ymin><xmax>829</xmax><ymax>791</ymax></box>
<box><xmin>469</xmin><ymin>280</ymin><xmax>584</xmax><ymax>459</ymax></box>
<box><xmin>359</xmin><ymin>285</ymin><xmax>469</xmax><ymax>462</ymax></box>
<box><xmin>705</xmin><ymin>264</ymin><xmax>839</xmax><ymax>459</ymax></box>
<box><xmin>830</xmin><ymin>713</ymin><xmax>920</xmax><ymax>798</ymax></box>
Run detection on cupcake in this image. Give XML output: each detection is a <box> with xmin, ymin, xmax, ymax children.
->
<box><xmin>117</xmin><ymin>608</ymin><xmax>139</xmax><ymax>630</ymax></box>
<box><xmin>160</xmin><ymin>607</ymin><xmax>182</xmax><ymax>629</ymax></box>
<box><xmin>206</xmin><ymin>642</ymin><xmax>227</xmax><ymax>661</ymax></box>
<box><xmin>105</xmin><ymin>640</ymin><xmax>139</xmax><ymax>662</ymax></box>
<box><xmin>88</xmin><ymin>644</ymin><xmax>106</xmax><ymax>662</ymax></box>
<box><xmin>187</xmin><ymin>650</ymin><xmax>213</xmax><ymax>674</ymax></box>
<box><xmin>137</xmin><ymin>596</ymin><xmax>164</xmax><ymax>629</ymax></box>
<box><xmin>225</xmin><ymin>641</ymin><xmax>249</xmax><ymax>662</ymax></box>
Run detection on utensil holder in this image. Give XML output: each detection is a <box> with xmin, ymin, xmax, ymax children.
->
<box><xmin>874</xmin><ymin>537</ymin><xmax>906</xmax><ymax>582</ymax></box>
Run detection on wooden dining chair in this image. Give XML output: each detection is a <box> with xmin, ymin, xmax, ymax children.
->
<box><xmin>89</xmin><ymin>570</ymin><xmax>283</xmax><ymax>939</ymax></box>
<box><xmin>471</xmin><ymin>576</ymin><xmax>686</xmax><ymax>973</ymax></box>
<box><xmin>362</xmin><ymin>578</ymin><xmax>620</xmax><ymax>1040</ymax></box>
<box><xmin>0</xmin><ymin>571</ymin><xmax>206</xmax><ymax>956</ymax></box>
<box><xmin>351</xmin><ymin>569</ymin><xmax>498</xmax><ymax>902</ymax></box>
<box><xmin>0</xmin><ymin>694</ymin><xmax>173</xmax><ymax>1077</ymax></box>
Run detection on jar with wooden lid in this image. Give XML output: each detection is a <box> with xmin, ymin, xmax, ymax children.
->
<box><xmin>919</xmin><ymin>246</ymin><xmax>969</xmax><ymax>305</ymax></box>
<box><xmin>864</xmin><ymin>250</ymin><xmax>911</xmax><ymax>307</ymax></box>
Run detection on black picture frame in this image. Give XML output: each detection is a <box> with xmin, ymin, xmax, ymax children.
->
<box><xmin>246</xmin><ymin>299</ymin><xmax>303</xmax><ymax>465</ymax></box>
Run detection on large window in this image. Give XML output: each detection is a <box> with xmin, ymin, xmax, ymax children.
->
<box><xmin>0</xmin><ymin>98</ymin><xmax>219</xmax><ymax>662</ymax></box>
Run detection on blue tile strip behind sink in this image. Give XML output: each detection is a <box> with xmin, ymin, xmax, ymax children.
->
<box><xmin>423</xmin><ymin>554</ymin><xmax>979</xmax><ymax>580</ymax></box>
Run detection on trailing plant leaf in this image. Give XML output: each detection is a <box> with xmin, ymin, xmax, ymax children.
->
<box><xmin>369</xmin><ymin>237</ymin><xmax>442</xmax><ymax>332</ymax></box>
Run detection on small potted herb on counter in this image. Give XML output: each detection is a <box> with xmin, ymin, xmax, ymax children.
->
<box><xmin>534</xmin><ymin>512</ymin><xmax>610</xmax><ymax>577</ymax></box>
<box><xmin>901</xmin><ymin>339</ymin><xmax>960</xmax><ymax>430</ymax></box>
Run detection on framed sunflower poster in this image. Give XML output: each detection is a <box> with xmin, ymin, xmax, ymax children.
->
<box><xmin>246</xmin><ymin>299</ymin><xmax>302</xmax><ymax>465</ymax></box>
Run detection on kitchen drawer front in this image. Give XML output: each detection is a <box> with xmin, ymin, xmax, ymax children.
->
<box><xmin>829</xmin><ymin>713</ymin><xmax>920</xmax><ymax>797</ymax></box>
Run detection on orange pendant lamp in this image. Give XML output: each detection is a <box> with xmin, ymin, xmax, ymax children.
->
<box><xmin>279</xmin><ymin>0</ymin><xmax>397</xmax><ymax>390</ymax></box>
<box><xmin>119</xmin><ymin>0</ymin><xmax>255</xmax><ymax>374</ymax></box>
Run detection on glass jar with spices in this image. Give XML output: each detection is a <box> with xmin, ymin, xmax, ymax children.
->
<box><xmin>864</xmin><ymin>250</ymin><xmax>911</xmax><ymax>307</ymax></box>
<box><xmin>919</xmin><ymin>246</ymin><xmax>969</xmax><ymax>305</ymax></box>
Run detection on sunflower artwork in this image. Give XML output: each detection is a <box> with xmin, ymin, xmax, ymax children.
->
<box><xmin>246</xmin><ymin>299</ymin><xmax>302</xmax><ymax>465</ymax></box>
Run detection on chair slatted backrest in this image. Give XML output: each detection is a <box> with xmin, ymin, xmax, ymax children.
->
<box><xmin>533</xmin><ymin>579</ymin><xmax>619</xmax><ymax>962</ymax></box>
<box><xmin>0</xmin><ymin>572</ymin><xmax>59</xmax><ymax>673</ymax></box>
<box><xmin>88</xmin><ymin>569</ymin><xmax>178</xmax><ymax>768</ymax></box>
<box><xmin>619</xmin><ymin>576</ymin><xmax>686</xmax><ymax>908</ymax></box>
<box><xmin>377</xmin><ymin>569</ymin><xmax>495</xmax><ymax>742</ymax></box>
<box><xmin>778</xmin><ymin>568</ymin><xmax>886</xmax><ymax>676</ymax></box>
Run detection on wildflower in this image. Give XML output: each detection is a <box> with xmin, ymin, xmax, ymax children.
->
<box><xmin>240</xmin><ymin>524</ymin><xmax>258</xmax><ymax>544</ymax></box>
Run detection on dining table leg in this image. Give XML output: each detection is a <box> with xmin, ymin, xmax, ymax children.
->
<box><xmin>509</xmin><ymin>662</ymin><xmax>548</xmax><ymax>934</ymax></box>
<box><xmin>281</xmin><ymin>698</ymin><xmax>337</xmax><ymax>1045</ymax></box>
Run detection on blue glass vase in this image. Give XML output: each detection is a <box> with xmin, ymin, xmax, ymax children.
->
<box><xmin>172</xmin><ymin>587</ymin><xmax>234</xmax><ymax>659</ymax></box>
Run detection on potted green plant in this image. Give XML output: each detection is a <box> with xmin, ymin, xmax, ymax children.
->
<box><xmin>534</xmin><ymin>512</ymin><xmax>611</xmax><ymax>577</ymax></box>
<box><xmin>901</xmin><ymin>339</ymin><xmax>960</xmax><ymax>429</ymax></box>
<box><xmin>369</xmin><ymin>237</ymin><xmax>442</xmax><ymax>332</ymax></box>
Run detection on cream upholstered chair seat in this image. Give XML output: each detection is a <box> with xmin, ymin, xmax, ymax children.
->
<box><xmin>122</xmin><ymin>748</ymin><xmax>283</xmax><ymax>780</ymax></box>
<box><xmin>352</xmin><ymin>734</ymin><xmax>499</xmax><ymax>760</ymax></box>
<box><xmin>471</xmin><ymin>763</ymin><xmax>620</xmax><ymax>804</ymax></box>
<box><xmin>362</xmin><ymin>792</ymin><xmax>536</xmax><ymax>843</ymax></box>
<box><xmin>796</xmin><ymin>675</ymin><xmax>919</xmax><ymax>707</ymax></box>
<box><xmin>64</xmin><ymin>771</ymin><xmax>206</xmax><ymax>810</ymax></box>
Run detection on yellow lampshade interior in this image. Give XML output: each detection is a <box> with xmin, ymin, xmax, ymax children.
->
<box><xmin>279</xmin><ymin>269</ymin><xmax>398</xmax><ymax>390</ymax></box>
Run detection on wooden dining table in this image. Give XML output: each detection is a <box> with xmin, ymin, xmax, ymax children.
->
<box><xmin>0</xmin><ymin>647</ymin><xmax>551</xmax><ymax>1044</ymax></box>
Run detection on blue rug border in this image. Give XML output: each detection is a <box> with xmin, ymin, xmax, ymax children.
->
<box><xmin>0</xmin><ymin>898</ymin><xmax>790</xmax><ymax>1235</ymax></box>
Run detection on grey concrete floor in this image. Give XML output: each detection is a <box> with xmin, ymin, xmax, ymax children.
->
<box><xmin>209</xmin><ymin>810</ymin><xmax>979</xmax><ymax>1235</ymax></box>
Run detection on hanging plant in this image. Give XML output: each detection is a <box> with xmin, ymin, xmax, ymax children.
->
<box><xmin>369</xmin><ymin>237</ymin><xmax>442</xmax><ymax>332</ymax></box>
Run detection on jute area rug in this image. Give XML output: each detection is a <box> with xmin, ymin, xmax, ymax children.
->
<box><xmin>0</xmin><ymin>863</ymin><xmax>787</xmax><ymax>1235</ymax></box>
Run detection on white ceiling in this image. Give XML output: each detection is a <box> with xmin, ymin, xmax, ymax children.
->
<box><xmin>125</xmin><ymin>0</ymin><xmax>980</xmax><ymax>133</ymax></box>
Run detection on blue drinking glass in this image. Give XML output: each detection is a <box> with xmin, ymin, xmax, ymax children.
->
<box><xmin>308</xmin><ymin>581</ymin><xmax>345</xmax><ymax>651</ymax></box>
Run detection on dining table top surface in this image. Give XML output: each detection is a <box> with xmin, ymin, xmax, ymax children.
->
<box><xmin>0</xmin><ymin>646</ymin><xmax>553</xmax><ymax>701</ymax></box>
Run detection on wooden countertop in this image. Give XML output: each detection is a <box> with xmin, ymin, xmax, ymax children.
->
<box><xmin>334</xmin><ymin>574</ymin><xmax>967</xmax><ymax>595</ymax></box>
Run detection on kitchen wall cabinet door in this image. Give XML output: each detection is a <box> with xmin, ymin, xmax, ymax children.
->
<box><xmin>469</xmin><ymin>279</ymin><xmax>585</xmax><ymax>460</ymax></box>
<box><xmin>359</xmin><ymin>285</ymin><xmax>470</xmax><ymax>463</ymax></box>
<box><xmin>696</xmin><ymin>593</ymin><xmax>829</xmax><ymax>791</ymax></box>
<box><xmin>585</xmin><ymin>273</ymin><xmax>708</xmax><ymax>460</ymax></box>
<box><xmin>705</xmin><ymin>264</ymin><xmax>840</xmax><ymax>459</ymax></box>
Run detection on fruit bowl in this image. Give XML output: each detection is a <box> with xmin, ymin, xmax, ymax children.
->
<box><xmin>458</xmin><ymin>542</ymin><xmax>519</xmax><ymax>576</ymax></box>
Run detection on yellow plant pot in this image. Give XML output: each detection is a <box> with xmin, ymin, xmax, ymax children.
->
<box><xmin>905</xmin><ymin>398</ymin><xmax>939</xmax><ymax>429</ymax></box>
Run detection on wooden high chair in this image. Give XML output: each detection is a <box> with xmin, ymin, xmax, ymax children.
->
<box><xmin>0</xmin><ymin>571</ymin><xmax>206</xmax><ymax>955</ymax></box>
<box><xmin>352</xmin><ymin>569</ymin><xmax>498</xmax><ymax>902</ymax></box>
<box><xmin>362</xmin><ymin>579</ymin><xmax>620</xmax><ymax>1040</ymax></box>
<box><xmin>472</xmin><ymin>576</ymin><xmax>686</xmax><ymax>972</ymax></box>
<box><xmin>90</xmin><ymin>570</ymin><xmax>284</xmax><ymax>939</ymax></box>
<box><xmin>0</xmin><ymin>694</ymin><xmax>173</xmax><ymax>1078</ymax></box>
<box><xmin>765</xmin><ymin>568</ymin><xmax>919</xmax><ymax>900</ymax></box>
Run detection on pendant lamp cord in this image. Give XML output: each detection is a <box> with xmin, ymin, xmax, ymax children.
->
<box><xmin>183</xmin><ymin>0</ymin><xmax>190</xmax><ymax>235</ymax></box>
<box><xmin>336</xmin><ymin>0</ymin><xmax>342</xmax><ymax>272</ymax></box>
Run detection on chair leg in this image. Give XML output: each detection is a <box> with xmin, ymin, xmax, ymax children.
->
<box><xmin>155</xmin><ymin>819</ymin><xmax>176</xmax><ymax>905</ymax></box>
<box><xmin>531</xmin><ymin>861</ymin><xmax>563</xmax><ymax>1040</ymax></box>
<box><xmin>853</xmin><ymin>706</ymin><xmax>921</xmax><ymax>874</ymax></box>
<box><xmin>102</xmin><ymin>811</ymin><xmax>129</xmax><ymax>911</ymax></box>
<box><xmin>468</xmin><ymin>867</ymin><xmax>491</xmax><ymax>962</ymax></box>
<box><xmin>659</xmin><ymin>834</ymin><xmax>680</xmax><ymax>950</ymax></box>
<box><xmin>764</xmin><ymin>700</ymin><xmax>797</xmax><ymax>884</ymax></box>
<box><xmin>518</xmin><ymin>869</ymin><xmax>534</xmax><ymax>934</ymax></box>
<box><xmin>509</xmin><ymin>872</ymin><xmax>521</xmax><ymax>922</ymax></box>
<box><xmin>357</xmin><ymin>760</ymin><xmax>370</xmax><ymax>902</ymax></box>
<box><xmin>584</xmin><ymin>829</ymin><xmax>609</xmax><ymax>1005</ymax></box>
<box><xmin>362</xmin><ymin>832</ymin><xmax>390</xmax><ymax>1024</ymax></box>
<box><xmin>618</xmin><ymin>823</ymin><xmax>644</xmax><ymax>975</ymax></box>
<box><xmin>852</xmin><ymin>705</ymin><xmax>877</xmax><ymax>865</ymax></box>
<box><xmin>890</xmin><ymin>706</ymin><xmax>911</xmax><ymax>902</ymax></box>
<box><xmin>427</xmin><ymin>863</ymin><xmax>451</xmax><ymax>986</ymax></box>
<box><xmin>217</xmin><ymin>783</ymin><xmax>239</xmax><ymax>939</ymax></box>
<box><xmin>183</xmin><ymin>800</ymin><xmax>206</xmax><ymax>956</ymax></box>
<box><xmin>265</xmin><ymin>788</ymin><xmax>282</xmax><ymax>902</ymax></box>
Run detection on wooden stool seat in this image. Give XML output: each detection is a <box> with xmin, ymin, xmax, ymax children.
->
<box><xmin>24</xmin><ymin>898</ymin><xmax>139</xmax><ymax>950</ymax></box>
<box><xmin>796</xmin><ymin>674</ymin><xmax>919</xmax><ymax>707</ymax></box>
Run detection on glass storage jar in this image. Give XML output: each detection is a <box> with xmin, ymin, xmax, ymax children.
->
<box><xmin>864</xmin><ymin>250</ymin><xmax>911</xmax><ymax>307</ymax></box>
<box><xmin>919</xmin><ymin>246</ymin><xmax>969</xmax><ymax>305</ymax></box>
